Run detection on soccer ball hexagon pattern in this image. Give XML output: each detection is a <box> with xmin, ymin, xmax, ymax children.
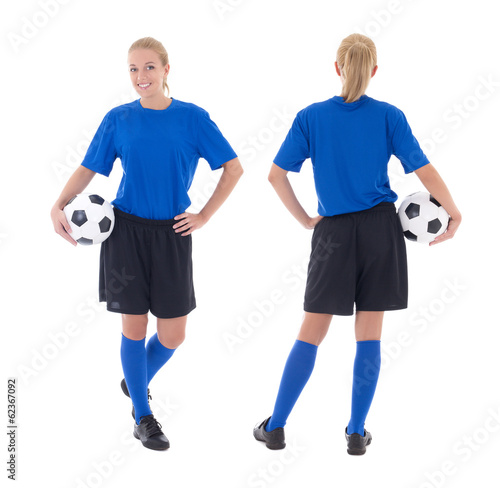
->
<box><xmin>397</xmin><ymin>192</ymin><xmax>449</xmax><ymax>244</ymax></box>
<box><xmin>63</xmin><ymin>193</ymin><xmax>115</xmax><ymax>245</ymax></box>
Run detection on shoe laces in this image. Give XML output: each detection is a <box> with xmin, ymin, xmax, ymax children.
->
<box><xmin>142</xmin><ymin>415</ymin><xmax>163</xmax><ymax>437</ymax></box>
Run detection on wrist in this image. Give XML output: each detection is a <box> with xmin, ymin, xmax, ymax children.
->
<box><xmin>52</xmin><ymin>202</ymin><xmax>64</xmax><ymax>212</ymax></box>
<box><xmin>199</xmin><ymin>210</ymin><xmax>210</xmax><ymax>225</ymax></box>
<box><xmin>54</xmin><ymin>195</ymin><xmax>72</xmax><ymax>210</ymax></box>
<box><xmin>303</xmin><ymin>216</ymin><xmax>313</xmax><ymax>229</ymax></box>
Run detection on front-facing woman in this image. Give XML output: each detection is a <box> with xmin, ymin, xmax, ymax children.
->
<box><xmin>253</xmin><ymin>33</ymin><xmax>461</xmax><ymax>455</ymax></box>
<box><xmin>51</xmin><ymin>37</ymin><xmax>243</xmax><ymax>451</ymax></box>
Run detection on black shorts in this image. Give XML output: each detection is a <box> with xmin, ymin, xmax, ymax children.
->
<box><xmin>304</xmin><ymin>202</ymin><xmax>408</xmax><ymax>316</ymax></box>
<box><xmin>98</xmin><ymin>207</ymin><xmax>196</xmax><ymax>319</ymax></box>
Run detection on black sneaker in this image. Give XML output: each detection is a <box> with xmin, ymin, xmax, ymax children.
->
<box><xmin>120</xmin><ymin>378</ymin><xmax>152</xmax><ymax>420</ymax></box>
<box><xmin>253</xmin><ymin>417</ymin><xmax>286</xmax><ymax>450</ymax></box>
<box><xmin>345</xmin><ymin>427</ymin><xmax>372</xmax><ymax>455</ymax></box>
<box><xmin>133</xmin><ymin>414</ymin><xmax>170</xmax><ymax>451</ymax></box>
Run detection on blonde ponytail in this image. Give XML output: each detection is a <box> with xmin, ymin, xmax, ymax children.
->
<box><xmin>336</xmin><ymin>34</ymin><xmax>377</xmax><ymax>103</ymax></box>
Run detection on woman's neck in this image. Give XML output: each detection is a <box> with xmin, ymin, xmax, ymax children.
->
<box><xmin>140</xmin><ymin>95</ymin><xmax>172</xmax><ymax>110</ymax></box>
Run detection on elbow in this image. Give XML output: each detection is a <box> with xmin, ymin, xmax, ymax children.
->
<box><xmin>233</xmin><ymin>164</ymin><xmax>244</xmax><ymax>182</ymax></box>
<box><xmin>268</xmin><ymin>173</ymin><xmax>279</xmax><ymax>188</ymax></box>
<box><xmin>268</xmin><ymin>163</ymin><xmax>288</xmax><ymax>186</ymax></box>
<box><xmin>268</xmin><ymin>172</ymin><xmax>286</xmax><ymax>188</ymax></box>
<box><xmin>223</xmin><ymin>157</ymin><xmax>244</xmax><ymax>179</ymax></box>
<box><xmin>268</xmin><ymin>170</ymin><xmax>282</xmax><ymax>185</ymax></box>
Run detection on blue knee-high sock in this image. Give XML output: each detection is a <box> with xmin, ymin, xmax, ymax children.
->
<box><xmin>120</xmin><ymin>333</ymin><xmax>152</xmax><ymax>425</ymax></box>
<box><xmin>265</xmin><ymin>339</ymin><xmax>318</xmax><ymax>432</ymax></box>
<box><xmin>146</xmin><ymin>333</ymin><xmax>176</xmax><ymax>385</ymax></box>
<box><xmin>347</xmin><ymin>340</ymin><xmax>381</xmax><ymax>436</ymax></box>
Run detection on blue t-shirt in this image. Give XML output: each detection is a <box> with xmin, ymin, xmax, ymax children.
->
<box><xmin>273</xmin><ymin>94</ymin><xmax>430</xmax><ymax>216</ymax></box>
<box><xmin>80</xmin><ymin>98</ymin><xmax>237</xmax><ymax>219</ymax></box>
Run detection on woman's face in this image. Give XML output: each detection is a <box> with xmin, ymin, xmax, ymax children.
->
<box><xmin>128</xmin><ymin>49</ymin><xmax>169</xmax><ymax>98</ymax></box>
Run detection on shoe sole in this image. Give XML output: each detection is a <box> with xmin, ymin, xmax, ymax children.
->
<box><xmin>265</xmin><ymin>442</ymin><xmax>286</xmax><ymax>450</ymax></box>
<box><xmin>133</xmin><ymin>430</ymin><xmax>170</xmax><ymax>451</ymax></box>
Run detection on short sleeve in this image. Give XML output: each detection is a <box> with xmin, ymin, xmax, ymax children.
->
<box><xmin>80</xmin><ymin>111</ymin><xmax>117</xmax><ymax>177</ymax></box>
<box><xmin>273</xmin><ymin>111</ymin><xmax>310</xmax><ymax>172</ymax></box>
<box><xmin>197</xmin><ymin>110</ymin><xmax>237</xmax><ymax>170</ymax></box>
<box><xmin>389</xmin><ymin>107</ymin><xmax>430</xmax><ymax>174</ymax></box>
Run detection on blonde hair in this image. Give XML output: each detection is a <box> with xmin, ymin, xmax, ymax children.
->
<box><xmin>336</xmin><ymin>33</ymin><xmax>377</xmax><ymax>103</ymax></box>
<box><xmin>128</xmin><ymin>37</ymin><xmax>170</xmax><ymax>95</ymax></box>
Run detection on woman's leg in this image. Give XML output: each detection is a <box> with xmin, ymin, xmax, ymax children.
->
<box><xmin>144</xmin><ymin>315</ymin><xmax>187</xmax><ymax>385</ymax></box>
<box><xmin>297</xmin><ymin>312</ymin><xmax>333</xmax><ymax>345</ymax></box>
<box><xmin>266</xmin><ymin>312</ymin><xmax>333</xmax><ymax>431</ymax></box>
<box><xmin>156</xmin><ymin>315</ymin><xmax>187</xmax><ymax>349</ymax></box>
<box><xmin>354</xmin><ymin>311</ymin><xmax>383</xmax><ymax>341</ymax></box>
<box><xmin>347</xmin><ymin>311</ymin><xmax>384</xmax><ymax>435</ymax></box>
<box><xmin>122</xmin><ymin>313</ymin><xmax>148</xmax><ymax>339</ymax></box>
<box><xmin>121</xmin><ymin>313</ymin><xmax>151</xmax><ymax>424</ymax></box>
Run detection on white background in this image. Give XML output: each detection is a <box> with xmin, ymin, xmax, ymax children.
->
<box><xmin>2</xmin><ymin>0</ymin><xmax>499</xmax><ymax>487</ymax></box>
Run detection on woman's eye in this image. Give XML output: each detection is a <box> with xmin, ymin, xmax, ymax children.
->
<box><xmin>129</xmin><ymin>66</ymin><xmax>154</xmax><ymax>72</ymax></box>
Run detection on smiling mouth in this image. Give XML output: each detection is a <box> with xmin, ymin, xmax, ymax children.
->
<box><xmin>138</xmin><ymin>83</ymin><xmax>151</xmax><ymax>89</ymax></box>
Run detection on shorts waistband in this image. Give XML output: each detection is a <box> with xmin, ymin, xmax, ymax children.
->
<box><xmin>113</xmin><ymin>207</ymin><xmax>177</xmax><ymax>226</ymax></box>
<box><xmin>363</xmin><ymin>202</ymin><xmax>396</xmax><ymax>212</ymax></box>
<box><xmin>323</xmin><ymin>202</ymin><xmax>396</xmax><ymax>218</ymax></box>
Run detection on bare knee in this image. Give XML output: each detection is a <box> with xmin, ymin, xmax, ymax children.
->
<box><xmin>297</xmin><ymin>312</ymin><xmax>333</xmax><ymax>346</ymax></box>
<box><xmin>122</xmin><ymin>313</ymin><xmax>148</xmax><ymax>340</ymax></box>
<box><xmin>157</xmin><ymin>316</ymin><xmax>187</xmax><ymax>349</ymax></box>
<box><xmin>158</xmin><ymin>330</ymin><xmax>185</xmax><ymax>349</ymax></box>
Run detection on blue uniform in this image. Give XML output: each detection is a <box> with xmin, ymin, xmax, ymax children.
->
<box><xmin>273</xmin><ymin>94</ymin><xmax>430</xmax><ymax>216</ymax></box>
<box><xmin>81</xmin><ymin>98</ymin><xmax>237</xmax><ymax>220</ymax></box>
<box><xmin>265</xmin><ymin>94</ymin><xmax>429</xmax><ymax>437</ymax></box>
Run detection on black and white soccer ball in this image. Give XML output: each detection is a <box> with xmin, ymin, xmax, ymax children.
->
<box><xmin>398</xmin><ymin>192</ymin><xmax>449</xmax><ymax>244</ymax></box>
<box><xmin>63</xmin><ymin>193</ymin><xmax>115</xmax><ymax>245</ymax></box>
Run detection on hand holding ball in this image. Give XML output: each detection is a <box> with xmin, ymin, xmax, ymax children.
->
<box><xmin>63</xmin><ymin>193</ymin><xmax>115</xmax><ymax>245</ymax></box>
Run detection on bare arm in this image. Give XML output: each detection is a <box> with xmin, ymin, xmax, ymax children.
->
<box><xmin>268</xmin><ymin>163</ymin><xmax>322</xmax><ymax>229</ymax></box>
<box><xmin>50</xmin><ymin>165</ymin><xmax>97</xmax><ymax>246</ymax></box>
<box><xmin>414</xmin><ymin>163</ymin><xmax>462</xmax><ymax>246</ymax></box>
<box><xmin>173</xmin><ymin>157</ymin><xmax>244</xmax><ymax>236</ymax></box>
